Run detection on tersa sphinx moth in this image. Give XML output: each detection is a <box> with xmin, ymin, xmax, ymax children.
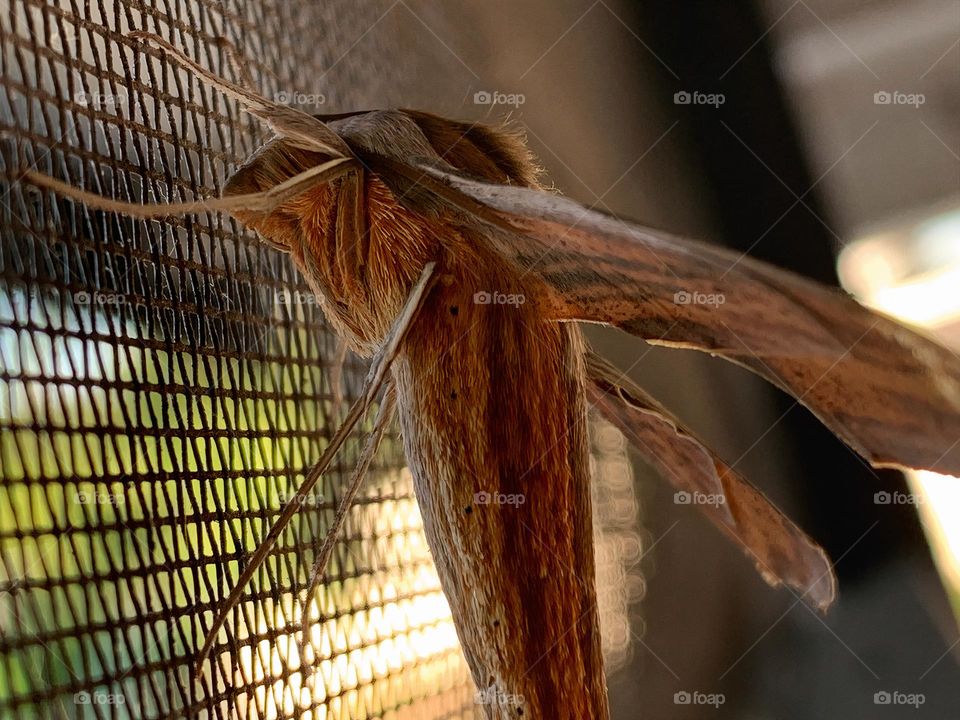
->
<box><xmin>21</xmin><ymin>32</ymin><xmax>960</xmax><ymax>720</ymax></box>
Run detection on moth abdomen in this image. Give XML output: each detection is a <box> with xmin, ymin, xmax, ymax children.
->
<box><xmin>392</xmin><ymin>268</ymin><xmax>609</xmax><ymax>719</ymax></box>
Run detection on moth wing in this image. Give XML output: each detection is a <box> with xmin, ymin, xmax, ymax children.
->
<box><xmin>587</xmin><ymin>353</ymin><xmax>836</xmax><ymax>609</ymax></box>
<box><xmin>401</xmin><ymin>159</ymin><xmax>960</xmax><ymax>477</ymax></box>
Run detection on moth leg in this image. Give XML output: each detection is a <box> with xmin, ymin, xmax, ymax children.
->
<box><xmin>21</xmin><ymin>157</ymin><xmax>355</xmax><ymax>219</ymax></box>
<box><xmin>299</xmin><ymin>381</ymin><xmax>397</xmax><ymax>663</ymax></box>
<box><xmin>585</xmin><ymin>350</ymin><xmax>836</xmax><ymax>611</ymax></box>
<box><xmin>194</xmin><ymin>261</ymin><xmax>437</xmax><ymax>678</ymax></box>
<box><xmin>129</xmin><ymin>32</ymin><xmax>351</xmax><ymax>157</ymax></box>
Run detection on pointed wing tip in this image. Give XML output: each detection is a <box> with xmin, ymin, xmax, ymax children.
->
<box><xmin>752</xmin><ymin>538</ymin><xmax>837</xmax><ymax>613</ymax></box>
<box><xmin>807</xmin><ymin>560</ymin><xmax>838</xmax><ymax>614</ymax></box>
<box><xmin>795</xmin><ymin>561</ymin><xmax>838</xmax><ymax>614</ymax></box>
<box><xmin>762</xmin><ymin>570</ymin><xmax>837</xmax><ymax>613</ymax></box>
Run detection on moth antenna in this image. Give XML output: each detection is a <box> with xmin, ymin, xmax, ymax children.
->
<box><xmin>299</xmin><ymin>383</ymin><xmax>397</xmax><ymax>665</ymax></box>
<box><xmin>20</xmin><ymin>157</ymin><xmax>355</xmax><ymax>219</ymax></box>
<box><xmin>193</xmin><ymin>262</ymin><xmax>437</xmax><ymax>680</ymax></box>
<box><xmin>129</xmin><ymin>32</ymin><xmax>352</xmax><ymax>158</ymax></box>
<box><xmin>129</xmin><ymin>32</ymin><xmax>267</xmax><ymax>111</ymax></box>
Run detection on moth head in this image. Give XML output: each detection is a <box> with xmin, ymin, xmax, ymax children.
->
<box><xmin>222</xmin><ymin>138</ymin><xmax>335</xmax><ymax>253</ymax></box>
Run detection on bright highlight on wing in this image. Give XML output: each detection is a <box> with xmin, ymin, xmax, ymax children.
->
<box><xmin>838</xmin><ymin>206</ymin><xmax>960</xmax><ymax>619</ymax></box>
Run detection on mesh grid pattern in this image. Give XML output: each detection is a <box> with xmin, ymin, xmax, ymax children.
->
<box><xmin>0</xmin><ymin>1</ymin><xmax>477</xmax><ymax>718</ymax></box>
<box><xmin>0</xmin><ymin>2</ymin><xmax>642</xmax><ymax>718</ymax></box>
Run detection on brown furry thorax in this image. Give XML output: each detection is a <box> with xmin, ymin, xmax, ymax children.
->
<box><xmin>222</xmin><ymin>109</ymin><xmax>541</xmax><ymax>355</ymax></box>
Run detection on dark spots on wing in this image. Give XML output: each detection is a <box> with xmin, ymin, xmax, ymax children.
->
<box><xmin>450</xmin><ymin>304</ymin><xmax>459</xmax><ymax>316</ymax></box>
<box><xmin>464</xmin><ymin>505</ymin><xmax>473</xmax><ymax>515</ymax></box>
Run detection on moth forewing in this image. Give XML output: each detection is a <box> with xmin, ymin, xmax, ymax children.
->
<box><xmin>412</xmin><ymin>162</ymin><xmax>960</xmax><ymax>476</ymax></box>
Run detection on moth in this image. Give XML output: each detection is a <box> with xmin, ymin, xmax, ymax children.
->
<box><xmin>22</xmin><ymin>32</ymin><xmax>960</xmax><ymax>720</ymax></box>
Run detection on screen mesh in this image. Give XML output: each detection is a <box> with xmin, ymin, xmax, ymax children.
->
<box><xmin>0</xmin><ymin>2</ymin><xmax>642</xmax><ymax>718</ymax></box>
